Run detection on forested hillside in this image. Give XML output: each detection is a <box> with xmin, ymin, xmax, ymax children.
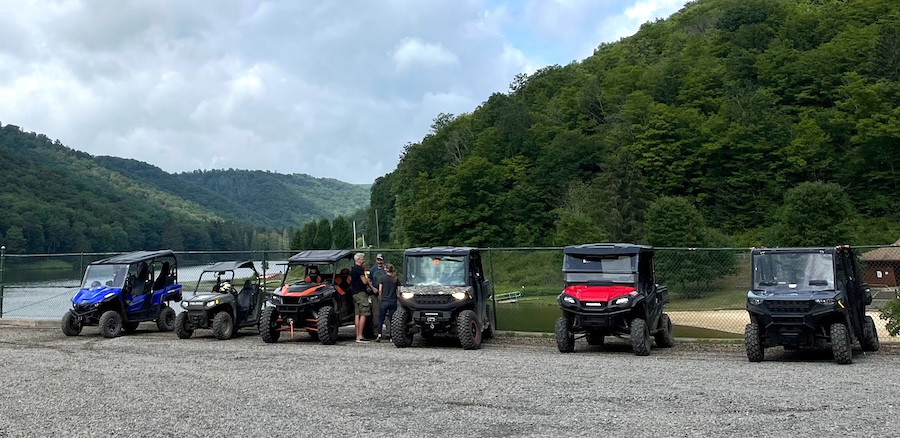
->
<box><xmin>96</xmin><ymin>158</ymin><xmax>369</xmax><ymax>229</ymax></box>
<box><xmin>0</xmin><ymin>124</ymin><xmax>369</xmax><ymax>253</ymax></box>
<box><xmin>370</xmin><ymin>0</ymin><xmax>900</xmax><ymax>248</ymax></box>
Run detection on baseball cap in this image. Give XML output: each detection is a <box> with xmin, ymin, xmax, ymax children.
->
<box><xmin>376</xmin><ymin>254</ymin><xmax>384</xmax><ymax>260</ymax></box>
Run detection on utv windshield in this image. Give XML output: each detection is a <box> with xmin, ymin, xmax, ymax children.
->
<box><xmin>406</xmin><ymin>256</ymin><xmax>466</xmax><ymax>286</ymax></box>
<box><xmin>82</xmin><ymin>264</ymin><xmax>128</xmax><ymax>289</ymax></box>
<box><xmin>753</xmin><ymin>252</ymin><xmax>835</xmax><ymax>291</ymax></box>
<box><xmin>564</xmin><ymin>255</ymin><xmax>636</xmax><ymax>284</ymax></box>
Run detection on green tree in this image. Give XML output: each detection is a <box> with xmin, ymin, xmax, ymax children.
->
<box><xmin>299</xmin><ymin>221</ymin><xmax>317</xmax><ymax>249</ymax></box>
<box><xmin>314</xmin><ymin>219</ymin><xmax>332</xmax><ymax>250</ymax></box>
<box><xmin>331</xmin><ymin>216</ymin><xmax>353</xmax><ymax>249</ymax></box>
<box><xmin>645</xmin><ymin>197</ymin><xmax>734</xmax><ymax>298</ymax></box>
<box><xmin>771</xmin><ymin>181</ymin><xmax>858</xmax><ymax>246</ymax></box>
<box><xmin>2</xmin><ymin>226</ymin><xmax>27</xmax><ymax>254</ymax></box>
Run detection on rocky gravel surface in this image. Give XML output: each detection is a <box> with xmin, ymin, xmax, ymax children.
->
<box><xmin>1</xmin><ymin>325</ymin><xmax>898</xmax><ymax>437</ymax></box>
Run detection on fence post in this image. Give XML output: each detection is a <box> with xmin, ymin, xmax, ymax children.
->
<box><xmin>262</xmin><ymin>250</ymin><xmax>267</xmax><ymax>294</ymax></box>
<box><xmin>0</xmin><ymin>245</ymin><xmax>5</xmax><ymax>318</ymax></box>
<box><xmin>488</xmin><ymin>248</ymin><xmax>497</xmax><ymax>330</ymax></box>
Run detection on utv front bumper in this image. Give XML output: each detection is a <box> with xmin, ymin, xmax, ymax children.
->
<box><xmin>748</xmin><ymin>300</ymin><xmax>845</xmax><ymax>347</ymax></box>
<box><xmin>399</xmin><ymin>295</ymin><xmax>472</xmax><ymax>333</ymax></box>
<box><xmin>559</xmin><ymin>300</ymin><xmax>634</xmax><ymax>333</ymax></box>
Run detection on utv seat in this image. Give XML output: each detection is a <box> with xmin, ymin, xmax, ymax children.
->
<box><xmin>333</xmin><ymin>269</ymin><xmax>351</xmax><ymax>296</ymax></box>
<box><xmin>237</xmin><ymin>280</ymin><xmax>253</xmax><ymax>311</ymax></box>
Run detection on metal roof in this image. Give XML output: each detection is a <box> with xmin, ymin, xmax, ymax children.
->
<box><xmin>201</xmin><ymin>260</ymin><xmax>257</xmax><ymax>273</ymax></box>
<box><xmin>287</xmin><ymin>250</ymin><xmax>354</xmax><ymax>264</ymax></box>
<box><xmin>404</xmin><ymin>247</ymin><xmax>478</xmax><ymax>256</ymax></box>
<box><xmin>564</xmin><ymin>243</ymin><xmax>653</xmax><ymax>256</ymax></box>
<box><xmin>92</xmin><ymin>250</ymin><xmax>176</xmax><ymax>265</ymax></box>
<box><xmin>750</xmin><ymin>247</ymin><xmax>838</xmax><ymax>255</ymax></box>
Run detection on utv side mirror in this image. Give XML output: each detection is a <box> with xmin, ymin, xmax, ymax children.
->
<box><xmin>863</xmin><ymin>285</ymin><xmax>873</xmax><ymax>306</ymax></box>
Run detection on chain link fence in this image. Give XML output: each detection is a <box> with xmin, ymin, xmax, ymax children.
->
<box><xmin>1</xmin><ymin>246</ymin><xmax>898</xmax><ymax>340</ymax></box>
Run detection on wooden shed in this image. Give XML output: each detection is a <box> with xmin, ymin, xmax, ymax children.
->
<box><xmin>861</xmin><ymin>240</ymin><xmax>900</xmax><ymax>288</ymax></box>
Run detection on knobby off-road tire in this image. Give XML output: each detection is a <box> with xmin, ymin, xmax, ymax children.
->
<box><xmin>630</xmin><ymin>317</ymin><xmax>651</xmax><ymax>356</ymax></box>
<box><xmin>156</xmin><ymin>306</ymin><xmax>176</xmax><ymax>332</ymax></box>
<box><xmin>61</xmin><ymin>310</ymin><xmax>82</xmax><ymax>337</ymax></box>
<box><xmin>831</xmin><ymin>322</ymin><xmax>853</xmax><ymax>365</ymax></box>
<box><xmin>555</xmin><ymin>316</ymin><xmax>575</xmax><ymax>353</ymax></box>
<box><xmin>212</xmin><ymin>311</ymin><xmax>234</xmax><ymax>340</ymax></box>
<box><xmin>175</xmin><ymin>312</ymin><xmax>193</xmax><ymax>339</ymax></box>
<box><xmin>745</xmin><ymin>322</ymin><xmax>764</xmax><ymax>362</ymax></box>
<box><xmin>98</xmin><ymin>310</ymin><xmax>123</xmax><ymax>339</ymax></box>
<box><xmin>259</xmin><ymin>306</ymin><xmax>280</xmax><ymax>343</ymax></box>
<box><xmin>861</xmin><ymin>316</ymin><xmax>880</xmax><ymax>352</ymax></box>
<box><xmin>457</xmin><ymin>309</ymin><xmax>482</xmax><ymax>350</ymax></box>
<box><xmin>585</xmin><ymin>332</ymin><xmax>604</xmax><ymax>346</ymax></box>
<box><xmin>654</xmin><ymin>313</ymin><xmax>675</xmax><ymax>348</ymax></box>
<box><xmin>122</xmin><ymin>321</ymin><xmax>140</xmax><ymax>333</ymax></box>
<box><xmin>317</xmin><ymin>306</ymin><xmax>339</xmax><ymax>345</ymax></box>
<box><xmin>391</xmin><ymin>307</ymin><xmax>414</xmax><ymax>348</ymax></box>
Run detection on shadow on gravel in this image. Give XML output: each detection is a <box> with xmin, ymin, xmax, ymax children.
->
<box><xmin>763</xmin><ymin>347</ymin><xmax>869</xmax><ymax>363</ymax></box>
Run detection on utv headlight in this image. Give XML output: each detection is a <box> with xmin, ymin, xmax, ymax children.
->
<box><xmin>815</xmin><ymin>298</ymin><xmax>835</xmax><ymax>305</ymax></box>
<box><xmin>180</xmin><ymin>301</ymin><xmax>188</xmax><ymax>309</ymax></box>
<box><xmin>563</xmin><ymin>296</ymin><xmax>576</xmax><ymax>304</ymax></box>
<box><xmin>749</xmin><ymin>298</ymin><xmax>764</xmax><ymax>305</ymax></box>
<box><xmin>205</xmin><ymin>300</ymin><xmax>218</xmax><ymax>308</ymax></box>
<box><xmin>401</xmin><ymin>292</ymin><xmax>415</xmax><ymax>300</ymax></box>
<box><xmin>451</xmin><ymin>292</ymin><xmax>467</xmax><ymax>300</ymax></box>
<box><xmin>613</xmin><ymin>296</ymin><xmax>629</xmax><ymax>305</ymax></box>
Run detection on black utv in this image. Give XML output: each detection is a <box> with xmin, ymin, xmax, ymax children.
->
<box><xmin>259</xmin><ymin>250</ymin><xmax>358</xmax><ymax>345</ymax></box>
<box><xmin>745</xmin><ymin>245</ymin><xmax>880</xmax><ymax>364</ymax></box>
<box><xmin>392</xmin><ymin>247</ymin><xmax>496</xmax><ymax>350</ymax></box>
<box><xmin>175</xmin><ymin>261</ymin><xmax>266</xmax><ymax>340</ymax></box>
<box><xmin>555</xmin><ymin>244</ymin><xmax>674</xmax><ymax>356</ymax></box>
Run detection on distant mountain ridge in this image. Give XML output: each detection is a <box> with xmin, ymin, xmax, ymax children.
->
<box><xmin>0</xmin><ymin>122</ymin><xmax>369</xmax><ymax>253</ymax></box>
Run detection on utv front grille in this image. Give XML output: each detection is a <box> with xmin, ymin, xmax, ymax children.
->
<box><xmin>765</xmin><ymin>300</ymin><xmax>814</xmax><ymax>313</ymax></box>
<box><xmin>414</xmin><ymin>295</ymin><xmax>454</xmax><ymax>305</ymax></box>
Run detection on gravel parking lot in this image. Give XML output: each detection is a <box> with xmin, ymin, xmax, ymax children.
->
<box><xmin>1</xmin><ymin>325</ymin><xmax>899</xmax><ymax>437</ymax></box>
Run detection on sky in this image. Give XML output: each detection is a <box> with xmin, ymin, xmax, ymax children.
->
<box><xmin>0</xmin><ymin>0</ymin><xmax>690</xmax><ymax>185</ymax></box>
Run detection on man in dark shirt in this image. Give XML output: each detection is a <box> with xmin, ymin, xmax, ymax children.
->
<box><xmin>350</xmin><ymin>252</ymin><xmax>372</xmax><ymax>342</ymax></box>
<box><xmin>368</xmin><ymin>254</ymin><xmax>390</xmax><ymax>336</ymax></box>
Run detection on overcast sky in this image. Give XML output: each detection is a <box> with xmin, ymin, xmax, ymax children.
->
<box><xmin>0</xmin><ymin>0</ymin><xmax>689</xmax><ymax>185</ymax></box>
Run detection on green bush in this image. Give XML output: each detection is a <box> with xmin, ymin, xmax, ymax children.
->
<box><xmin>879</xmin><ymin>297</ymin><xmax>900</xmax><ymax>336</ymax></box>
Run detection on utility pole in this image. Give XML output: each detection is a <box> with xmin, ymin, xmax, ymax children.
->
<box><xmin>375</xmin><ymin>209</ymin><xmax>381</xmax><ymax>248</ymax></box>
<box><xmin>352</xmin><ymin>221</ymin><xmax>357</xmax><ymax>249</ymax></box>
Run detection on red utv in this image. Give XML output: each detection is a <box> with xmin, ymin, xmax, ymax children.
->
<box><xmin>555</xmin><ymin>243</ymin><xmax>674</xmax><ymax>355</ymax></box>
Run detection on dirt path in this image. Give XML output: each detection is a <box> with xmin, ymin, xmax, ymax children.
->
<box><xmin>668</xmin><ymin>309</ymin><xmax>900</xmax><ymax>341</ymax></box>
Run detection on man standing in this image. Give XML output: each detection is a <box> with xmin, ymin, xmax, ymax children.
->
<box><xmin>350</xmin><ymin>252</ymin><xmax>372</xmax><ymax>342</ymax></box>
<box><xmin>368</xmin><ymin>254</ymin><xmax>390</xmax><ymax>336</ymax></box>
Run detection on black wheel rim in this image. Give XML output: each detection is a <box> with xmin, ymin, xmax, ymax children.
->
<box><xmin>470</xmin><ymin>321</ymin><xmax>477</xmax><ymax>339</ymax></box>
<box><xmin>107</xmin><ymin>317</ymin><xmax>119</xmax><ymax>333</ymax></box>
<box><xmin>166</xmin><ymin>311</ymin><xmax>174</xmax><ymax>326</ymax></box>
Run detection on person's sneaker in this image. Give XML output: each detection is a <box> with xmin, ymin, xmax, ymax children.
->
<box><xmin>356</xmin><ymin>338</ymin><xmax>370</xmax><ymax>343</ymax></box>
<box><xmin>375</xmin><ymin>334</ymin><xmax>382</xmax><ymax>343</ymax></box>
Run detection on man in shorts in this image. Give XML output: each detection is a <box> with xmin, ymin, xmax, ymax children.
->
<box><xmin>350</xmin><ymin>252</ymin><xmax>372</xmax><ymax>342</ymax></box>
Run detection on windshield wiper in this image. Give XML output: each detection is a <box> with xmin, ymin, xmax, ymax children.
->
<box><xmin>758</xmin><ymin>281</ymin><xmax>777</xmax><ymax>286</ymax></box>
<box><xmin>809</xmin><ymin>279</ymin><xmax>828</xmax><ymax>286</ymax></box>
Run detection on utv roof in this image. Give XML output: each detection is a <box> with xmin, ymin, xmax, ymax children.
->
<box><xmin>287</xmin><ymin>250</ymin><xmax>354</xmax><ymax>265</ymax></box>
<box><xmin>92</xmin><ymin>250</ymin><xmax>176</xmax><ymax>265</ymax></box>
<box><xmin>751</xmin><ymin>247</ymin><xmax>840</xmax><ymax>255</ymax></box>
<box><xmin>202</xmin><ymin>260</ymin><xmax>258</xmax><ymax>273</ymax></box>
<box><xmin>404</xmin><ymin>246</ymin><xmax>478</xmax><ymax>256</ymax></box>
<box><xmin>564</xmin><ymin>243</ymin><xmax>654</xmax><ymax>256</ymax></box>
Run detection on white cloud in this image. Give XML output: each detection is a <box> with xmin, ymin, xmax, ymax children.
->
<box><xmin>392</xmin><ymin>37</ymin><xmax>460</xmax><ymax>71</ymax></box>
<box><xmin>0</xmin><ymin>0</ymin><xmax>688</xmax><ymax>186</ymax></box>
